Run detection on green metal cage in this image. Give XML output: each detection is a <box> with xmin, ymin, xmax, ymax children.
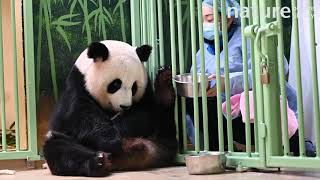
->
<box><xmin>130</xmin><ymin>0</ymin><xmax>320</xmax><ymax>169</ymax></box>
<box><xmin>0</xmin><ymin>0</ymin><xmax>39</xmax><ymax>160</ymax></box>
<box><xmin>0</xmin><ymin>0</ymin><xmax>319</xmax><ymax>171</ymax></box>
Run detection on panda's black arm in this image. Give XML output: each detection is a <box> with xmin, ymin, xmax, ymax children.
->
<box><xmin>76</xmin><ymin>118</ymin><xmax>123</xmax><ymax>155</ymax></box>
<box><xmin>60</xmin><ymin>96</ymin><xmax>124</xmax><ymax>155</ymax></box>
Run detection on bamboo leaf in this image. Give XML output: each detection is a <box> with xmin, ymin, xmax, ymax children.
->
<box><xmin>98</xmin><ymin>15</ymin><xmax>102</xmax><ymax>35</ymax></box>
<box><xmin>89</xmin><ymin>0</ymin><xmax>98</xmax><ymax>7</ymax></box>
<box><xmin>113</xmin><ymin>0</ymin><xmax>126</xmax><ymax>14</ymax></box>
<box><xmin>56</xmin><ymin>26</ymin><xmax>71</xmax><ymax>51</ymax></box>
<box><xmin>47</xmin><ymin>0</ymin><xmax>52</xmax><ymax>19</ymax></box>
<box><xmin>102</xmin><ymin>14</ymin><xmax>111</xmax><ymax>25</ymax></box>
<box><xmin>82</xmin><ymin>21</ymin><xmax>86</xmax><ymax>33</ymax></box>
<box><xmin>94</xmin><ymin>13</ymin><xmax>98</xmax><ymax>32</ymax></box>
<box><xmin>78</xmin><ymin>0</ymin><xmax>84</xmax><ymax>10</ymax></box>
<box><xmin>52</xmin><ymin>20</ymin><xmax>81</xmax><ymax>27</ymax></box>
<box><xmin>88</xmin><ymin>9</ymin><xmax>98</xmax><ymax>21</ymax></box>
<box><xmin>103</xmin><ymin>7</ymin><xmax>113</xmax><ymax>24</ymax></box>
<box><xmin>120</xmin><ymin>4</ymin><xmax>126</xmax><ymax>42</ymax></box>
<box><xmin>58</xmin><ymin>13</ymin><xmax>80</xmax><ymax>21</ymax></box>
<box><xmin>102</xmin><ymin>19</ymin><xmax>106</xmax><ymax>39</ymax></box>
<box><xmin>69</xmin><ymin>0</ymin><xmax>78</xmax><ymax>19</ymax></box>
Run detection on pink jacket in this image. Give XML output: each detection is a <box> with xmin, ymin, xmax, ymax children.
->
<box><xmin>222</xmin><ymin>91</ymin><xmax>298</xmax><ymax>138</ymax></box>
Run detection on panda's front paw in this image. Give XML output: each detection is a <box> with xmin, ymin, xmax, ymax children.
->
<box><xmin>94</xmin><ymin>151</ymin><xmax>112</xmax><ymax>173</ymax></box>
<box><xmin>154</xmin><ymin>66</ymin><xmax>176</xmax><ymax>108</ymax></box>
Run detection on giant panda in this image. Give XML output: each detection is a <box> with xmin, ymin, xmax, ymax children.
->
<box><xmin>43</xmin><ymin>40</ymin><xmax>177</xmax><ymax>177</ymax></box>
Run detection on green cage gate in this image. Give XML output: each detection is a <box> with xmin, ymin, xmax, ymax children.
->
<box><xmin>0</xmin><ymin>0</ymin><xmax>319</xmax><ymax>171</ymax></box>
<box><xmin>0</xmin><ymin>0</ymin><xmax>39</xmax><ymax>160</ymax></box>
<box><xmin>130</xmin><ymin>0</ymin><xmax>320</xmax><ymax>169</ymax></box>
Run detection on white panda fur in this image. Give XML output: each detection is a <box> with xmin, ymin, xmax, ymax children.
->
<box><xmin>43</xmin><ymin>40</ymin><xmax>177</xmax><ymax>177</ymax></box>
<box><xmin>75</xmin><ymin>40</ymin><xmax>148</xmax><ymax>111</ymax></box>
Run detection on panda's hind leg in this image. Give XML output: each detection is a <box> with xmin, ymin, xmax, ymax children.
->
<box><xmin>154</xmin><ymin>66</ymin><xmax>176</xmax><ymax>108</ymax></box>
<box><xmin>112</xmin><ymin>138</ymin><xmax>177</xmax><ymax>170</ymax></box>
<box><xmin>43</xmin><ymin>131</ymin><xmax>112</xmax><ymax>177</ymax></box>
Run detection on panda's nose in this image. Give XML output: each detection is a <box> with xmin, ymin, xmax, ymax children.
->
<box><xmin>120</xmin><ymin>105</ymin><xmax>131</xmax><ymax>110</ymax></box>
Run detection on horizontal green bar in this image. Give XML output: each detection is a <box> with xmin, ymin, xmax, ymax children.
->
<box><xmin>0</xmin><ymin>151</ymin><xmax>40</xmax><ymax>160</ymax></box>
<box><xmin>227</xmin><ymin>152</ymin><xmax>260</xmax><ymax>158</ymax></box>
<box><xmin>226</xmin><ymin>156</ymin><xmax>264</xmax><ymax>168</ymax></box>
<box><xmin>268</xmin><ymin>157</ymin><xmax>320</xmax><ymax>169</ymax></box>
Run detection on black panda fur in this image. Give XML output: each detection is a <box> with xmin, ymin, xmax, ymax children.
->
<box><xmin>43</xmin><ymin>41</ymin><xmax>177</xmax><ymax>177</ymax></box>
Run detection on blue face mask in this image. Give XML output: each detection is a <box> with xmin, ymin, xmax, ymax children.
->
<box><xmin>203</xmin><ymin>22</ymin><xmax>222</xmax><ymax>41</ymax></box>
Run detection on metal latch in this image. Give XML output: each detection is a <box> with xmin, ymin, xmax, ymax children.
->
<box><xmin>260</xmin><ymin>63</ymin><xmax>270</xmax><ymax>84</ymax></box>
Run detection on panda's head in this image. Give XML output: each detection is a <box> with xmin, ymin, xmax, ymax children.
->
<box><xmin>75</xmin><ymin>40</ymin><xmax>152</xmax><ymax>112</ymax></box>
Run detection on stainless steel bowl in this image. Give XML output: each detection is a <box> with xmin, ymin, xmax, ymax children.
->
<box><xmin>185</xmin><ymin>152</ymin><xmax>226</xmax><ymax>175</ymax></box>
<box><xmin>173</xmin><ymin>73</ymin><xmax>211</xmax><ymax>98</ymax></box>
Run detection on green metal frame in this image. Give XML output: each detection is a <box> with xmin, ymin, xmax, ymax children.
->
<box><xmin>130</xmin><ymin>0</ymin><xmax>320</xmax><ymax>170</ymax></box>
<box><xmin>2</xmin><ymin>0</ymin><xmax>319</xmax><ymax>169</ymax></box>
<box><xmin>0</xmin><ymin>0</ymin><xmax>39</xmax><ymax>160</ymax></box>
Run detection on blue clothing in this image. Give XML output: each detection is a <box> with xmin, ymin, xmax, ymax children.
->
<box><xmin>190</xmin><ymin>25</ymin><xmax>297</xmax><ymax>116</ymax></box>
<box><xmin>186</xmin><ymin>2</ymin><xmax>315</xmax><ymax>155</ymax></box>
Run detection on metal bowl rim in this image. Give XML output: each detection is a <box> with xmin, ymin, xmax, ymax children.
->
<box><xmin>173</xmin><ymin>73</ymin><xmax>211</xmax><ymax>84</ymax></box>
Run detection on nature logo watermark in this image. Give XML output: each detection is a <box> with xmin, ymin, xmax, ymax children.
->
<box><xmin>226</xmin><ymin>6</ymin><xmax>319</xmax><ymax>19</ymax></box>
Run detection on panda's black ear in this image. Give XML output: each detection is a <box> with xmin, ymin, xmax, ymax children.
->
<box><xmin>136</xmin><ymin>45</ymin><xmax>152</xmax><ymax>62</ymax></box>
<box><xmin>87</xmin><ymin>42</ymin><xmax>109</xmax><ymax>62</ymax></box>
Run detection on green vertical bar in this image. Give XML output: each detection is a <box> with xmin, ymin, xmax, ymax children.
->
<box><xmin>176</xmin><ymin>0</ymin><xmax>188</xmax><ymax>152</ymax></box>
<box><xmin>190</xmin><ymin>0</ymin><xmax>200</xmax><ymax>152</ymax></box>
<box><xmin>252</xmin><ymin>0</ymin><xmax>265</xmax><ymax>166</ymax></box>
<box><xmin>141</xmin><ymin>0</ymin><xmax>147</xmax><ymax>69</ymax></box>
<box><xmin>213</xmin><ymin>0</ymin><xmax>224</xmax><ymax>152</ymax></box>
<box><xmin>221</xmin><ymin>0</ymin><xmax>233</xmax><ymax>152</ymax></box>
<box><xmin>119</xmin><ymin>3</ymin><xmax>126</xmax><ymax>42</ymax></box>
<box><xmin>23</xmin><ymin>0</ymin><xmax>38</xmax><ymax>155</ymax></box>
<box><xmin>291</xmin><ymin>0</ymin><xmax>306</xmax><ymax>157</ymax></box>
<box><xmin>197</xmin><ymin>0</ymin><xmax>209</xmax><ymax>151</ymax></box>
<box><xmin>157</xmin><ymin>0</ymin><xmax>165</xmax><ymax>66</ymax></box>
<box><xmin>148</xmin><ymin>0</ymin><xmax>155</xmax><ymax>81</ymax></box>
<box><xmin>148</xmin><ymin>1</ymin><xmax>152</xmax><ymax>78</ymax></box>
<box><xmin>169</xmin><ymin>0</ymin><xmax>179</xmax><ymax>148</ymax></box>
<box><xmin>0</xmin><ymin>0</ymin><xmax>7</xmax><ymax>152</ymax></box>
<box><xmin>259</xmin><ymin>0</ymin><xmax>282</xmax><ymax>157</ymax></box>
<box><xmin>36</xmin><ymin>0</ymin><xmax>43</xmax><ymax>101</ymax></box>
<box><xmin>184</xmin><ymin>4</ymin><xmax>191</xmax><ymax>72</ymax></box>
<box><xmin>145</xmin><ymin>0</ymin><xmax>150</xmax><ymax>77</ymax></box>
<box><xmin>151</xmin><ymin>0</ymin><xmax>158</xmax><ymax>74</ymax></box>
<box><xmin>139</xmin><ymin>0</ymin><xmax>143</xmax><ymax>45</ymax></box>
<box><xmin>248</xmin><ymin>0</ymin><xmax>259</xmax><ymax>152</ymax></box>
<box><xmin>240</xmin><ymin>0</ymin><xmax>251</xmax><ymax>156</ymax></box>
<box><xmin>275</xmin><ymin>0</ymin><xmax>289</xmax><ymax>156</ymax></box>
<box><xmin>11</xmin><ymin>0</ymin><xmax>20</xmax><ymax>151</ymax></box>
<box><xmin>43</xmin><ymin>0</ymin><xmax>58</xmax><ymax>101</ymax></box>
<box><xmin>141</xmin><ymin>0</ymin><xmax>147</xmax><ymax>44</ymax></box>
<box><xmin>130</xmin><ymin>0</ymin><xmax>141</xmax><ymax>46</ymax></box>
<box><xmin>308</xmin><ymin>0</ymin><xmax>320</xmax><ymax>157</ymax></box>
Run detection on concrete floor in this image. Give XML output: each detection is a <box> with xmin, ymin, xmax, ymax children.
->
<box><xmin>1</xmin><ymin>166</ymin><xmax>320</xmax><ymax>180</ymax></box>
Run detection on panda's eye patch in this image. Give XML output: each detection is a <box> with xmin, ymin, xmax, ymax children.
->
<box><xmin>108</xmin><ymin>79</ymin><xmax>122</xmax><ymax>94</ymax></box>
<box><xmin>132</xmin><ymin>82</ymin><xmax>138</xmax><ymax>96</ymax></box>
